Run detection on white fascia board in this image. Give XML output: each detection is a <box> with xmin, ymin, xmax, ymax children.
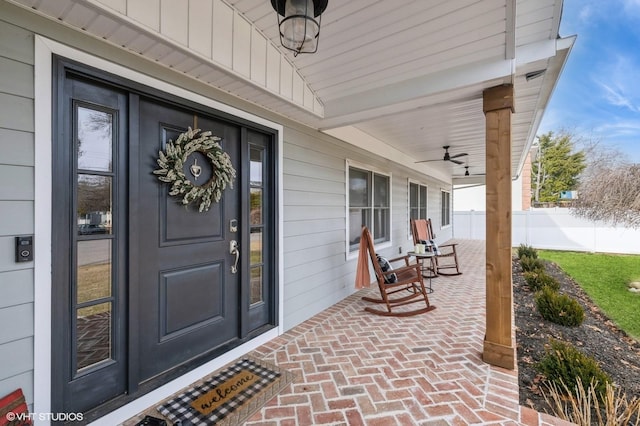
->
<box><xmin>515</xmin><ymin>39</ymin><xmax>558</xmax><ymax>67</ymax></box>
<box><xmin>319</xmin><ymin>57</ymin><xmax>513</xmax><ymax>130</ymax></box>
<box><xmin>556</xmin><ymin>35</ymin><xmax>576</xmax><ymax>52</ymax></box>
<box><xmin>323</xmin><ymin>126</ymin><xmax>451</xmax><ymax>184</ymax></box>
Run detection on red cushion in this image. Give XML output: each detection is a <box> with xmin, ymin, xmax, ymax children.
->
<box><xmin>0</xmin><ymin>389</ymin><xmax>32</xmax><ymax>426</ymax></box>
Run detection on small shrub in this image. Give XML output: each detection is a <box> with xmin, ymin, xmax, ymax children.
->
<box><xmin>520</xmin><ymin>255</ymin><xmax>545</xmax><ymax>272</ymax></box>
<box><xmin>523</xmin><ymin>271</ymin><xmax>561</xmax><ymax>292</ymax></box>
<box><xmin>517</xmin><ymin>244</ymin><xmax>538</xmax><ymax>260</ymax></box>
<box><xmin>537</xmin><ymin>339</ymin><xmax>612</xmax><ymax>400</ymax></box>
<box><xmin>536</xmin><ymin>286</ymin><xmax>585</xmax><ymax>326</ymax></box>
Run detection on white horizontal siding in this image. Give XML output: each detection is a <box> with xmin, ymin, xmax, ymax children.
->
<box><xmin>283</xmin><ymin>158</ymin><xmax>345</xmax><ymax>184</ymax></box>
<box><xmin>281</xmin><ymin>128</ymin><xmax>351</xmax><ymax>330</ymax></box>
<box><xmin>0</xmin><ymin>57</ymin><xmax>33</xmax><ymax>98</ymax></box>
<box><xmin>0</xmin><ymin>21</ymin><xmax>33</xmax><ymax>64</ymax></box>
<box><xmin>0</xmin><ymin>166</ymin><xmax>34</xmax><ymax>200</ymax></box>
<box><xmin>283</xmin><ymin>176</ymin><xmax>344</xmax><ymax>194</ymax></box>
<box><xmin>281</xmin><ymin>125</ymin><xmax>452</xmax><ymax>330</ymax></box>
<box><xmin>0</xmin><ymin>304</ymin><xmax>33</xmax><ymax>345</ymax></box>
<box><xmin>285</xmin><ymin>191</ymin><xmax>344</xmax><ymax>207</ymax></box>
<box><xmin>0</xmin><ymin>93</ymin><xmax>33</xmax><ymax>132</ymax></box>
<box><xmin>284</xmin><ymin>241</ymin><xmax>346</xmax><ymax>269</ymax></box>
<box><xmin>0</xmin><ymin>129</ymin><xmax>33</xmax><ymax>166</ymax></box>
<box><xmin>0</xmin><ymin>201</ymin><xmax>33</xmax><ymax>235</ymax></box>
<box><xmin>0</xmin><ymin>337</ymin><xmax>33</xmax><ymax>380</ymax></box>
<box><xmin>0</xmin><ymin>19</ymin><xmax>35</xmax><ymax>407</ymax></box>
<box><xmin>283</xmin><ymin>217</ymin><xmax>343</xmax><ymax>238</ymax></box>
<box><xmin>0</xmin><ymin>269</ymin><xmax>34</xmax><ymax>308</ymax></box>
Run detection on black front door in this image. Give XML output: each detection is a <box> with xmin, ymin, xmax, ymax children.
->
<box><xmin>52</xmin><ymin>60</ymin><xmax>278</xmax><ymax>418</ymax></box>
<box><xmin>135</xmin><ymin>99</ymin><xmax>241</xmax><ymax>382</ymax></box>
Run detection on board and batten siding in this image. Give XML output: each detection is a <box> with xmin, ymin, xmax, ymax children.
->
<box><xmin>0</xmin><ymin>19</ymin><xmax>35</xmax><ymax>407</ymax></box>
<box><xmin>281</xmin><ymin>125</ymin><xmax>451</xmax><ymax>330</ymax></box>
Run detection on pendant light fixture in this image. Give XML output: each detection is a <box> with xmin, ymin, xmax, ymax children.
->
<box><xmin>271</xmin><ymin>0</ymin><xmax>328</xmax><ymax>56</ymax></box>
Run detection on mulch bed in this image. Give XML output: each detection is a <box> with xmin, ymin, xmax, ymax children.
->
<box><xmin>514</xmin><ymin>258</ymin><xmax>640</xmax><ymax>414</ymax></box>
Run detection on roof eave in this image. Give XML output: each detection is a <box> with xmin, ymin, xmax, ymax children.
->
<box><xmin>514</xmin><ymin>35</ymin><xmax>576</xmax><ymax>178</ymax></box>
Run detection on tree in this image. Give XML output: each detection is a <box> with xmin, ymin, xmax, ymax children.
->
<box><xmin>572</xmin><ymin>144</ymin><xmax>640</xmax><ymax>228</ymax></box>
<box><xmin>531</xmin><ymin>132</ymin><xmax>586</xmax><ymax>203</ymax></box>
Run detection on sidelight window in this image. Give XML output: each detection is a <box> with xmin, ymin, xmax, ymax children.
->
<box><xmin>74</xmin><ymin>104</ymin><xmax>116</xmax><ymax>373</ymax></box>
<box><xmin>249</xmin><ymin>146</ymin><xmax>265</xmax><ymax>305</ymax></box>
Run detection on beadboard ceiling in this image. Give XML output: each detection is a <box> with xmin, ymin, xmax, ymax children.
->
<box><xmin>8</xmin><ymin>0</ymin><xmax>574</xmax><ymax>181</ymax></box>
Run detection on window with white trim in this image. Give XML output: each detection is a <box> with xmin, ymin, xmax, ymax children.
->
<box><xmin>441</xmin><ymin>190</ymin><xmax>451</xmax><ymax>227</ymax></box>
<box><xmin>408</xmin><ymin>181</ymin><xmax>428</xmax><ymax>237</ymax></box>
<box><xmin>348</xmin><ymin>165</ymin><xmax>391</xmax><ymax>251</ymax></box>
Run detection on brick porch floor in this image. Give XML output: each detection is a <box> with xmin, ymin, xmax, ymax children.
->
<box><xmin>244</xmin><ymin>240</ymin><xmax>573</xmax><ymax>426</ymax></box>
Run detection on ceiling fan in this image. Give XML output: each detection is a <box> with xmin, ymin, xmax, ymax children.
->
<box><xmin>416</xmin><ymin>146</ymin><xmax>468</xmax><ymax>165</ymax></box>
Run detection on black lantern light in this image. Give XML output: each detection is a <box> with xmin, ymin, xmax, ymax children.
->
<box><xmin>270</xmin><ymin>0</ymin><xmax>328</xmax><ymax>56</ymax></box>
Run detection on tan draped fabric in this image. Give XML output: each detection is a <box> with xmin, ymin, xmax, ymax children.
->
<box><xmin>354</xmin><ymin>227</ymin><xmax>371</xmax><ymax>289</ymax></box>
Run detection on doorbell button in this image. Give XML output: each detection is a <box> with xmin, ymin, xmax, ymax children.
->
<box><xmin>15</xmin><ymin>236</ymin><xmax>34</xmax><ymax>262</ymax></box>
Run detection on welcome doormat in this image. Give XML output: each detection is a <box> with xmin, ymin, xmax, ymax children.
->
<box><xmin>157</xmin><ymin>357</ymin><xmax>294</xmax><ymax>425</ymax></box>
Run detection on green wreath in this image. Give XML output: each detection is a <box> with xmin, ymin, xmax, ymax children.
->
<box><xmin>153</xmin><ymin>127</ymin><xmax>236</xmax><ymax>212</ymax></box>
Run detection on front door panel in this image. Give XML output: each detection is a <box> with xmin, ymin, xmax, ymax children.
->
<box><xmin>137</xmin><ymin>100</ymin><xmax>241</xmax><ymax>382</ymax></box>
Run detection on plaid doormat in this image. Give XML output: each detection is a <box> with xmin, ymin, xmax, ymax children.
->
<box><xmin>157</xmin><ymin>357</ymin><xmax>294</xmax><ymax>426</ymax></box>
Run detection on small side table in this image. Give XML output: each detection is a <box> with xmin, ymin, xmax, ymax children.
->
<box><xmin>407</xmin><ymin>251</ymin><xmax>436</xmax><ymax>293</ymax></box>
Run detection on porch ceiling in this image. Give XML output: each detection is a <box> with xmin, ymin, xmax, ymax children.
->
<box><xmin>9</xmin><ymin>0</ymin><xmax>573</xmax><ymax>181</ymax></box>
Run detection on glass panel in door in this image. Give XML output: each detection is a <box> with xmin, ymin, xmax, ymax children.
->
<box><xmin>250</xmin><ymin>147</ymin><xmax>265</xmax><ymax>306</ymax></box>
<box><xmin>73</xmin><ymin>103</ymin><xmax>117</xmax><ymax>377</ymax></box>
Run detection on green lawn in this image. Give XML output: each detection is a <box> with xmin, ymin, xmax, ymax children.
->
<box><xmin>538</xmin><ymin>250</ymin><xmax>640</xmax><ymax>340</ymax></box>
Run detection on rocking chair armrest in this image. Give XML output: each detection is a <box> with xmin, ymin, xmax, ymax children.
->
<box><xmin>439</xmin><ymin>243</ymin><xmax>458</xmax><ymax>249</ymax></box>
<box><xmin>385</xmin><ymin>262</ymin><xmax>421</xmax><ymax>275</ymax></box>
<box><xmin>386</xmin><ymin>255</ymin><xmax>414</xmax><ymax>266</ymax></box>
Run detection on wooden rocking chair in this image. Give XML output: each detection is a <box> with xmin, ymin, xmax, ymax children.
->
<box><xmin>411</xmin><ymin>218</ymin><xmax>462</xmax><ymax>276</ymax></box>
<box><xmin>360</xmin><ymin>227</ymin><xmax>436</xmax><ymax>316</ymax></box>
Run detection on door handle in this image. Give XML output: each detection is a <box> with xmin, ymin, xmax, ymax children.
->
<box><xmin>229</xmin><ymin>240</ymin><xmax>240</xmax><ymax>274</ymax></box>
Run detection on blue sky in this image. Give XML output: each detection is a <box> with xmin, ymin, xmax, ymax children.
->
<box><xmin>538</xmin><ymin>0</ymin><xmax>640</xmax><ymax>163</ymax></box>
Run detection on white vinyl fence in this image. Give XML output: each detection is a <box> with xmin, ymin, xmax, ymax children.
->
<box><xmin>454</xmin><ymin>208</ymin><xmax>640</xmax><ymax>255</ymax></box>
